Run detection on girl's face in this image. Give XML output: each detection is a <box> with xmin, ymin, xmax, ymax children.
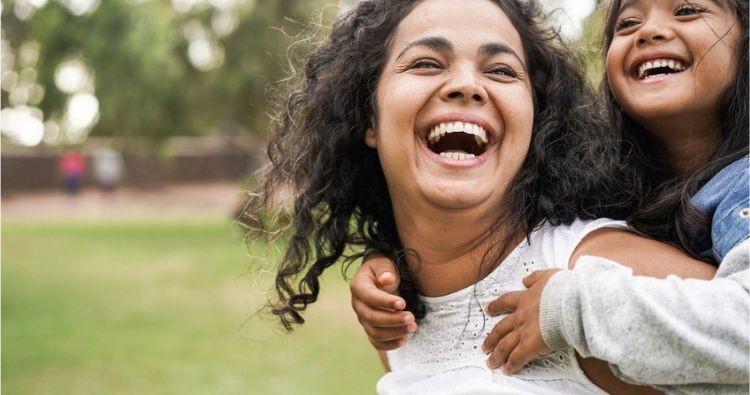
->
<box><xmin>606</xmin><ymin>0</ymin><xmax>740</xmax><ymax>135</ymax></box>
<box><xmin>365</xmin><ymin>0</ymin><xmax>533</xmax><ymax>219</ymax></box>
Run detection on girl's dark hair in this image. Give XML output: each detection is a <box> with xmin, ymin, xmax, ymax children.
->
<box><xmin>243</xmin><ymin>0</ymin><xmax>639</xmax><ymax>330</ymax></box>
<box><xmin>602</xmin><ymin>0</ymin><xmax>749</xmax><ymax>259</ymax></box>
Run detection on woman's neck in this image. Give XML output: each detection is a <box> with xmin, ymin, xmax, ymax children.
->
<box><xmin>391</xmin><ymin>204</ymin><xmax>519</xmax><ymax>297</ymax></box>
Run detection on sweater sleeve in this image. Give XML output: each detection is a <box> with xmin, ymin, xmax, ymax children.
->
<box><xmin>539</xmin><ymin>239</ymin><xmax>750</xmax><ymax>388</ymax></box>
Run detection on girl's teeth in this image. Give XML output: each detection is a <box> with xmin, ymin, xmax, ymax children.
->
<box><xmin>637</xmin><ymin>58</ymin><xmax>687</xmax><ymax>79</ymax></box>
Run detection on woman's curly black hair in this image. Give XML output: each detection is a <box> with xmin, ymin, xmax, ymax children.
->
<box><xmin>242</xmin><ymin>0</ymin><xmax>640</xmax><ymax>331</ymax></box>
<box><xmin>601</xmin><ymin>0</ymin><xmax>749</xmax><ymax>260</ymax></box>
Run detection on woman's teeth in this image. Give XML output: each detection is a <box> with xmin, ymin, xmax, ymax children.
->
<box><xmin>637</xmin><ymin>58</ymin><xmax>687</xmax><ymax>80</ymax></box>
<box><xmin>428</xmin><ymin>121</ymin><xmax>488</xmax><ymax>146</ymax></box>
<box><xmin>439</xmin><ymin>151</ymin><xmax>476</xmax><ymax>160</ymax></box>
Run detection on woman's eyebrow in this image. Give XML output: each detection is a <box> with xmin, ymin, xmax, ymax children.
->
<box><xmin>394</xmin><ymin>37</ymin><xmax>525</xmax><ymax>65</ymax></box>
<box><xmin>395</xmin><ymin>36</ymin><xmax>452</xmax><ymax>61</ymax></box>
<box><xmin>479</xmin><ymin>42</ymin><xmax>525</xmax><ymax>66</ymax></box>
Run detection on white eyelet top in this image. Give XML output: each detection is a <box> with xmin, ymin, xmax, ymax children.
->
<box><xmin>377</xmin><ymin>218</ymin><xmax>627</xmax><ymax>395</ymax></box>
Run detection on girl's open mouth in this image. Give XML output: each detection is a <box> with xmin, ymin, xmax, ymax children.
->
<box><xmin>634</xmin><ymin>58</ymin><xmax>689</xmax><ymax>80</ymax></box>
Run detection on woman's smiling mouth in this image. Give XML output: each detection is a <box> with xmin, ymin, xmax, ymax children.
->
<box><xmin>425</xmin><ymin>121</ymin><xmax>492</xmax><ymax>160</ymax></box>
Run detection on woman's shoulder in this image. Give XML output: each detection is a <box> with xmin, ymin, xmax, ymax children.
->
<box><xmin>529</xmin><ymin>218</ymin><xmax>629</xmax><ymax>250</ymax></box>
<box><xmin>522</xmin><ymin>218</ymin><xmax>629</xmax><ymax>270</ymax></box>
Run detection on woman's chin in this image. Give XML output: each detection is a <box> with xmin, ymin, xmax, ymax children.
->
<box><xmin>418</xmin><ymin>182</ymin><xmax>499</xmax><ymax>212</ymax></box>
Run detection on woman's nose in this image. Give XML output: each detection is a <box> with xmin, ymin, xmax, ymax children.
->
<box><xmin>440</xmin><ymin>67</ymin><xmax>488</xmax><ymax>104</ymax></box>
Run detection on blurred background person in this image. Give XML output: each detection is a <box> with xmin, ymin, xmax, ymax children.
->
<box><xmin>58</xmin><ymin>148</ymin><xmax>85</xmax><ymax>196</ymax></box>
<box><xmin>92</xmin><ymin>146</ymin><xmax>123</xmax><ymax>193</ymax></box>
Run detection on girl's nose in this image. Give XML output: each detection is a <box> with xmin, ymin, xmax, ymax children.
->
<box><xmin>635</xmin><ymin>17</ymin><xmax>675</xmax><ymax>46</ymax></box>
<box><xmin>440</xmin><ymin>67</ymin><xmax>488</xmax><ymax>104</ymax></box>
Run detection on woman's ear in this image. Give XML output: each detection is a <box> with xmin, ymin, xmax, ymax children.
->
<box><xmin>365</xmin><ymin>127</ymin><xmax>377</xmax><ymax>148</ymax></box>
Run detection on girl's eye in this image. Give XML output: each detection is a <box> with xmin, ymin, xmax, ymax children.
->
<box><xmin>675</xmin><ymin>3</ymin><xmax>706</xmax><ymax>16</ymax></box>
<box><xmin>614</xmin><ymin>17</ymin><xmax>639</xmax><ymax>31</ymax></box>
<box><xmin>487</xmin><ymin>65</ymin><xmax>517</xmax><ymax>78</ymax></box>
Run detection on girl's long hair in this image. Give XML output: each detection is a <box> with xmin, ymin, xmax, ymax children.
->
<box><xmin>243</xmin><ymin>0</ymin><xmax>640</xmax><ymax>330</ymax></box>
<box><xmin>602</xmin><ymin>0</ymin><xmax>749</xmax><ymax>260</ymax></box>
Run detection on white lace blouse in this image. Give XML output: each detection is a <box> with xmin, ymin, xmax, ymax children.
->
<box><xmin>377</xmin><ymin>218</ymin><xmax>627</xmax><ymax>395</ymax></box>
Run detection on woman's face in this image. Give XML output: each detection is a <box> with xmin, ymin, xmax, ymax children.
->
<box><xmin>366</xmin><ymin>0</ymin><xmax>534</xmax><ymax>218</ymax></box>
<box><xmin>606</xmin><ymin>0</ymin><xmax>740</xmax><ymax>133</ymax></box>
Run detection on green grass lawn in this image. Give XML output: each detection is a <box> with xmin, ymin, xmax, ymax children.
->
<box><xmin>2</xmin><ymin>219</ymin><xmax>383</xmax><ymax>395</ymax></box>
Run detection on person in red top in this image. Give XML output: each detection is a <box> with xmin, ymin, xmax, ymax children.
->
<box><xmin>59</xmin><ymin>150</ymin><xmax>86</xmax><ymax>196</ymax></box>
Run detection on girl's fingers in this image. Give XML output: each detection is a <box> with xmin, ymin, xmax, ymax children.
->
<box><xmin>367</xmin><ymin>255</ymin><xmax>401</xmax><ymax>294</ymax></box>
<box><xmin>362</xmin><ymin>321</ymin><xmax>417</xmax><ymax>342</ymax></box>
<box><xmin>351</xmin><ymin>274</ymin><xmax>406</xmax><ymax>311</ymax></box>
<box><xmin>486</xmin><ymin>291</ymin><xmax>521</xmax><ymax>316</ymax></box>
<box><xmin>501</xmin><ymin>346</ymin><xmax>533</xmax><ymax>375</ymax></box>
<box><xmin>483</xmin><ymin>314</ymin><xmax>513</xmax><ymax>353</ymax></box>
<box><xmin>521</xmin><ymin>270</ymin><xmax>544</xmax><ymax>288</ymax></box>
<box><xmin>487</xmin><ymin>332</ymin><xmax>519</xmax><ymax>370</ymax></box>
<box><xmin>355</xmin><ymin>299</ymin><xmax>415</xmax><ymax>327</ymax></box>
<box><xmin>371</xmin><ymin>336</ymin><xmax>408</xmax><ymax>351</ymax></box>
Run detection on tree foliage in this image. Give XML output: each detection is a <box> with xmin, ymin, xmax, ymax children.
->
<box><xmin>1</xmin><ymin>0</ymin><xmax>337</xmax><ymax>152</ymax></box>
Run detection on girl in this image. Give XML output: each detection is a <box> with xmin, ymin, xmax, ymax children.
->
<box><xmin>351</xmin><ymin>0</ymin><xmax>749</xmax><ymax>393</ymax></box>
<box><xmin>246</xmin><ymin>0</ymin><xmax>716</xmax><ymax>393</ymax></box>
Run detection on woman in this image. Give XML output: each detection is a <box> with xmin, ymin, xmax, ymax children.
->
<box><xmin>351</xmin><ymin>0</ymin><xmax>748</xmax><ymax>393</ymax></box>
<box><xmin>244</xmin><ymin>0</ymin><xmax>714</xmax><ymax>393</ymax></box>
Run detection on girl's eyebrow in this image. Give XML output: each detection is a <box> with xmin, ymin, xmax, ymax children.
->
<box><xmin>395</xmin><ymin>36</ymin><xmax>525</xmax><ymax>66</ymax></box>
<box><xmin>618</xmin><ymin>0</ymin><xmax>640</xmax><ymax>12</ymax></box>
<box><xmin>620</xmin><ymin>0</ymin><xmax>726</xmax><ymax>12</ymax></box>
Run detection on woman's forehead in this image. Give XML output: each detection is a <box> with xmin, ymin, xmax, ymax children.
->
<box><xmin>389</xmin><ymin>0</ymin><xmax>525</xmax><ymax>61</ymax></box>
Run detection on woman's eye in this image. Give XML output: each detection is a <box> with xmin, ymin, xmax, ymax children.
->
<box><xmin>487</xmin><ymin>66</ymin><xmax>517</xmax><ymax>78</ymax></box>
<box><xmin>408</xmin><ymin>59</ymin><xmax>441</xmax><ymax>69</ymax></box>
<box><xmin>614</xmin><ymin>17</ymin><xmax>639</xmax><ymax>31</ymax></box>
<box><xmin>675</xmin><ymin>4</ymin><xmax>706</xmax><ymax>16</ymax></box>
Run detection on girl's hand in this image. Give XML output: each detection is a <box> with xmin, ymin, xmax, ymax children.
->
<box><xmin>350</xmin><ymin>253</ymin><xmax>417</xmax><ymax>350</ymax></box>
<box><xmin>482</xmin><ymin>269</ymin><xmax>560</xmax><ymax>374</ymax></box>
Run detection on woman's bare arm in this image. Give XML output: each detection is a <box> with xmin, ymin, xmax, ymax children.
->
<box><xmin>569</xmin><ymin>227</ymin><xmax>716</xmax><ymax>278</ymax></box>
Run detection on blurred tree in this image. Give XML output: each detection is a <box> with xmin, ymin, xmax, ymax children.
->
<box><xmin>1</xmin><ymin>0</ymin><xmax>337</xmax><ymax>152</ymax></box>
<box><xmin>573</xmin><ymin>1</ymin><xmax>608</xmax><ymax>88</ymax></box>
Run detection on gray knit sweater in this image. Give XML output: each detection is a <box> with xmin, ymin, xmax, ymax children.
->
<box><xmin>539</xmin><ymin>238</ymin><xmax>750</xmax><ymax>394</ymax></box>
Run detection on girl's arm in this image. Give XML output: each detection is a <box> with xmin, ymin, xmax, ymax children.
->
<box><xmin>484</xmin><ymin>228</ymin><xmax>747</xmax><ymax>393</ymax></box>
<box><xmin>543</xmin><ymin>233</ymin><xmax>749</xmax><ymax>391</ymax></box>
<box><xmin>349</xmin><ymin>253</ymin><xmax>412</xmax><ymax>372</ymax></box>
<box><xmin>378</xmin><ymin>350</ymin><xmax>390</xmax><ymax>371</ymax></box>
<box><xmin>349</xmin><ymin>254</ymin><xmax>415</xmax><ymax>351</ymax></box>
